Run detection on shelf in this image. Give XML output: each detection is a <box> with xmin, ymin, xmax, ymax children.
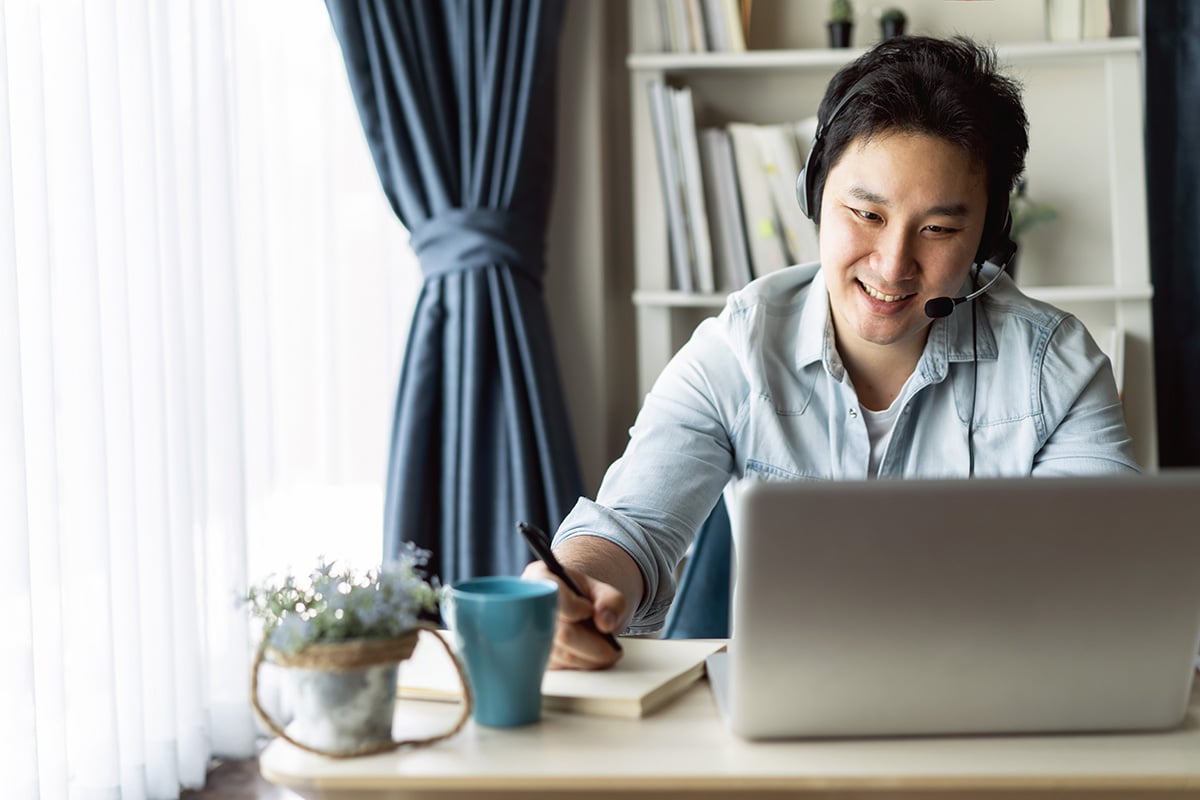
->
<box><xmin>633</xmin><ymin>290</ymin><xmax>728</xmax><ymax>309</ymax></box>
<box><xmin>1022</xmin><ymin>284</ymin><xmax>1154</xmax><ymax>303</ymax></box>
<box><xmin>632</xmin><ymin>284</ymin><xmax>1154</xmax><ymax>309</ymax></box>
<box><xmin>627</xmin><ymin>37</ymin><xmax>1140</xmax><ymax>73</ymax></box>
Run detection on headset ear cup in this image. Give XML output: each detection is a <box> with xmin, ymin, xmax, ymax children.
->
<box><xmin>797</xmin><ymin>75</ymin><xmax>868</xmax><ymax>224</ymax></box>
<box><xmin>800</xmin><ymin>72</ymin><xmax>904</xmax><ymax>224</ymax></box>
<box><xmin>990</xmin><ymin>211</ymin><xmax>1017</xmax><ymax>269</ymax></box>
<box><xmin>796</xmin><ymin>168</ymin><xmax>810</xmax><ymax>219</ymax></box>
<box><xmin>797</xmin><ymin>137</ymin><xmax>820</xmax><ymax>222</ymax></box>
<box><xmin>976</xmin><ymin>207</ymin><xmax>1015</xmax><ymax>266</ymax></box>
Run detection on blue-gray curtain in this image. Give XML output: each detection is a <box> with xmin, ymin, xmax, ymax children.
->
<box><xmin>1145</xmin><ymin>3</ymin><xmax>1200</xmax><ymax>467</ymax></box>
<box><xmin>325</xmin><ymin>0</ymin><xmax>582</xmax><ymax>582</ymax></box>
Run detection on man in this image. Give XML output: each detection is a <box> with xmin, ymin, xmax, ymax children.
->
<box><xmin>524</xmin><ymin>36</ymin><xmax>1139</xmax><ymax>670</ymax></box>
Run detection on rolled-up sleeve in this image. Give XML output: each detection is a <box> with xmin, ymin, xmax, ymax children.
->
<box><xmin>553</xmin><ymin>314</ymin><xmax>749</xmax><ymax>633</ymax></box>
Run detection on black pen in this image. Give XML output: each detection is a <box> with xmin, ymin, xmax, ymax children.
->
<box><xmin>518</xmin><ymin>521</ymin><xmax>623</xmax><ymax>653</ymax></box>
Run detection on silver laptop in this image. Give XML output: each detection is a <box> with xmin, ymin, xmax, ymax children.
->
<box><xmin>713</xmin><ymin>473</ymin><xmax>1200</xmax><ymax>739</ymax></box>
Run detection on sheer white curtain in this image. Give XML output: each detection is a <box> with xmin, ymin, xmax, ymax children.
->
<box><xmin>0</xmin><ymin>0</ymin><xmax>417</xmax><ymax>797</ymax></box>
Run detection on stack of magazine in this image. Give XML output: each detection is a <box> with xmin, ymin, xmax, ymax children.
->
<box><xmin>647</xmin><ymin>79</ymin><xmax>820</xmax><ymax>294</ymax></box>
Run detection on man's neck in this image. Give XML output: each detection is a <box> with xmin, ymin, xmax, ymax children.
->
<box><xmin>835</xmin><ymin>332</ymin><xmax>928</xmax><ymax>412</ymax></box>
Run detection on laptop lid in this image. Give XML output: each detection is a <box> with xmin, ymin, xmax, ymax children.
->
<box><xmin>728</xmin><ymin>474</ymin><xmax>1200</xmax><ymax>739</ymax></box>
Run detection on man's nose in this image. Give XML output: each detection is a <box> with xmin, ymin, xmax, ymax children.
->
<box><xmin>874</xmin><ymin>225</ymin><xmax>916</xmax><ymax>281</ymax></box>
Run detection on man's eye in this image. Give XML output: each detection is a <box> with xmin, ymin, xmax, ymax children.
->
<box><xmin>854</xmin><ymin>209</ymin><xmax>882</xmax><ymax>222</ymax></box>
<box><xmin>924</xmin><ymin>225</ymin><xmax>958</xmax><ymax>234</ymax></box>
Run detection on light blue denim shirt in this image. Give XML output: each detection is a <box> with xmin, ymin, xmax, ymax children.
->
<box><xmin>555</xmin><ymin>264</ymin><xmax>1140</xmax><ymax>632</ymax></box>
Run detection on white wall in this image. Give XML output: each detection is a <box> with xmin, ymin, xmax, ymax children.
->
<box><xmin>546</xmin><ymin>0</ymin><xmax>636</xmax><ymax>496</ymax></box>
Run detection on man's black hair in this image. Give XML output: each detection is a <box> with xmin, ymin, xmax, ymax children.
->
<box><xmin>810</xmin><ymin>35</ymin><xmax>1029</xmax><ymax>253</ymax></box>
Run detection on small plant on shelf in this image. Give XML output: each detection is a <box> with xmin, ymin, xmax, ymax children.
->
<box><xmin>879</xmin><ymin>7</ymin><xmax>907</xmax><ymax>39</ymax></box>
<box><xmin>1006</xmin><ymin>178</ymin><xmax>1059</xmax><ymax>281</ymax></box>
<box><xmin>828</xmin><ymin>0</ymin><xmax>854</xmax><ymax>48</ymax></box>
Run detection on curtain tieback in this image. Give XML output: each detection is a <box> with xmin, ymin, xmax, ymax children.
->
<box><xmin>410</xmin><ymin>209</ymin><xmax>545</xmax><ymax>288</ymax></box>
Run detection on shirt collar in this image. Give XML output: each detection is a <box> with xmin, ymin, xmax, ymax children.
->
<box><xmin>795</xmin><ymin>268</ymin><xmax>837</xmax><ymax>376</ymax></box>
<box><xmin>941</xmin><ymin>265</ymin><xmax>1000</xmax><ymax>360</ymax></box>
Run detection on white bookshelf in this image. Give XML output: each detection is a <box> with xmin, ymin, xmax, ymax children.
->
<box><xmin>626</xmin><ymin>6</ymin><xmax>1158</xmax><ymax>469</ymax></box>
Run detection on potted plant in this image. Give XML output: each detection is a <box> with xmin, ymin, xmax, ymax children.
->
<box><xmin>1007</xmin><ymin>178</ymin><xmax>1058</xmax><ymax>281</ymax></box>
<box><xmin>879</xmin><ymin>7</ymin><xmax>907</xmax><ymax>39</ymax></box>
<box><xmin>827</xmin><ymin>0</ymin><xmax>854</xmax><ymax>48</ymax></box>
<box><xmin>245</xmin><ymin>544</ymin><xmax>471</xmax><ymax>758</ymax></box>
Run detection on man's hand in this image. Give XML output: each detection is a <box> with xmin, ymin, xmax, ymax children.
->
<box><xmin>521</xmin><ymin>559</ymin><xmax>628</xmax><ymax>671</ymax></box>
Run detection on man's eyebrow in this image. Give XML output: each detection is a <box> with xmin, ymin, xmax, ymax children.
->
<box><xmin>846</xmin><ymin>185</ymin><xmax>972</xmax><ymax>218</ymax></box>
<box><xmin>923</xmin><ymin>202</ymin><xmax>971</xmax><ymax>218</ymax></box>
<box><xmin>848</xmin><ymin>185</ymin><xmax>889</xmax><ymax>205</ymax></box>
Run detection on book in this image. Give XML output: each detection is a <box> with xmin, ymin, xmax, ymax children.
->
<box><xmin>727</xmin><ymin>122</ymin><xmax>789</xmax><ymax>277</ymax></box>
<box><xmin>699</xmin><ymin>128</ymin><xmax>753</xmax><ymax>290</ymax></box>
<box><xmin>672</xmin><ymin>86</ymin><xmax>716</xmax><ymax>293</ymax></box>
<box><xmin>399</xmin><ymin>632</ymin><xmax>726</xmax><ymax>719</ymax></box>
<box><xmin>724</xmin><ymin>0</ymin><xmax>747</xmax><ymax>51</ymax></box>
<box><xmin>752</xmin><ymin>121</ymin><xmax>819</xmax><ymax>265</ymax></box>
<box><xmin>647</xmin><ymin>80</ymin><xmax>695</xmax><ymax>292</ymax></box>
<box><xmin>1046</xmin><ymin>0</ymin><xmax>1110</xmax><ymax>41</ymax></box>
<box><xmin>699</xmin><ymin>0</ymin><xmax>745</xmax><ymax>52</ymax></box>
<box><xmin>665</xmin><ymin>0</ymin><xmax>692</xmax><ymax>53</ymax></box>
<box><xmin>700</xmin><ymin>0</ymin><xmax>727</xmax><ymax>51</ymax></box>
<box><xmin>684</xmin><ymin>0</ymin><xmax>708</xmax><ymax>52</ymax></box>
<box><xmin>649</xmin><ymin>0</ymin><xmax>671</xmax><ymax>52</ymax></box>
<box><xmin>738</xmin><ymin>0</ymin><xmax>752</xmax><ymax>39</ymax></box>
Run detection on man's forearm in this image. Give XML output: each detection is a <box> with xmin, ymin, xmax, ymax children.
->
<box><xmin>553</xmin><ymin>535</ymin><xmax>646</xmax><ymax>630</ymax></box>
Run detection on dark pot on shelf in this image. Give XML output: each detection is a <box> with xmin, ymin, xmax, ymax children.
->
<box><xmin>827</xmin><ymin>21</ymin><xmax>853</xmax><ymax>48</ymax></box>
<box><xmin>880</xmin><ymin>18</ymin><xmax>906</xmax><ymax>39</ymax></box>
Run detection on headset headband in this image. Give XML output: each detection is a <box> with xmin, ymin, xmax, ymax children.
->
<box><xmin>794</xmin><ymin>71</ymin><xmax>1014</xmax><ymax>267</ymax></box>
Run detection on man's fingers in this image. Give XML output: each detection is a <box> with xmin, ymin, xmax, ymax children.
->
<box><xmin>583</xmin><ymin>578</ymin><xmax>627</xmax><ymax>634</ymax></box>
<box><xmin>550</xmin><ymin>619</ymin><xmax>622</xmax><ymax>671</ymax></box>
<box><xmin>521</xmin><ymin>558</ymin><xmax>626</xmax><ymax>671</ymax></box>
<box><xmin>521</xmin><ymin>560</ymin><xmax>614</xmax><ymax>625</ymax></box>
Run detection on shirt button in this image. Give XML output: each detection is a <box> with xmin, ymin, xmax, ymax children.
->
<box><xmin>848</xmin><ymin>408</ymin><xmax>858</xmax><ymax>418</ymax></box>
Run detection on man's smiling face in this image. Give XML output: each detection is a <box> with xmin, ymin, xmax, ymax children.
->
<box><xmin>818</xmin><ymin>131</ymin><xmax>989</xmax><ymax>364</ymax></box>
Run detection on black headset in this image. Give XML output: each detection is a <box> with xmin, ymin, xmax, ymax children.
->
<box><xmin>794</xmin><ymin>75</ymin><xmax>1016</xmax><ymax>274</ymax></box>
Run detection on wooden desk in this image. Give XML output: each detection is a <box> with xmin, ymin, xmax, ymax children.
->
<box><xmin>260</xmin><ymin>671</ymin><xmax>1200</xmax><ymax>800</ymax></box>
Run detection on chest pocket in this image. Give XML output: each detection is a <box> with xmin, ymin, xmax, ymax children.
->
<box><xmin>737</xmin><ymin>391</ymin><xmax>836</xmax><ymax>482</ymax></box>
<box><xmin>744</xmin><ymin>459</ymin><xmax>828</xmax><ymax>481</ymax></box>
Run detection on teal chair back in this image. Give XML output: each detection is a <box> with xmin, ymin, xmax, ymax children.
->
<box><xmin>662</xmin><ymin>496</ymin><xmax>732</xmax><ymax>639</ymax></box>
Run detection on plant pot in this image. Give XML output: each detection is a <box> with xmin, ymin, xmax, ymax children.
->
<box><xmin>880</xmin><ymin>18</ymin><xmax>906</xmax><ymax>39</ymax></box>
<box><xmin>285</xmin><ymin>659</ymin><xmax>400</xmax><ymax>752</ymax></box>
<box><xmin>827</xmin><ymin>21</ymin><xmax>853</xmax><ymax>48</ymax></box>
<box><xmin>251</xmin><ymin>628</ymin><xmax>472</xmax><ymax>758</ymax></box>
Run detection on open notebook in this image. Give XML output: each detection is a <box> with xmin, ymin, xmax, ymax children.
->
<box><xmin>399</xmin><ymin>631</ymin><xmax>724</xmax><ymax>719</ymax></box>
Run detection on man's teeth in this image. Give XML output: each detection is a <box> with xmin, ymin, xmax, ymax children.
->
<box><xmin>861</xmin><ymin>282</ymin><xmax>911</xmax><ymax>303</ymax></box>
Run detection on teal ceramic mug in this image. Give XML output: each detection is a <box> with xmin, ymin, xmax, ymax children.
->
<box><xmin>443</xmin><ymin>576</ymin><xmax>558</xmax><ymax>727</ymax></box>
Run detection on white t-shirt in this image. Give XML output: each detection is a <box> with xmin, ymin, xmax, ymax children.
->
<box><xmin>862</xmin><ymin>399</ymin><xmax>903</xmax><ymax>478</ymax></box>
